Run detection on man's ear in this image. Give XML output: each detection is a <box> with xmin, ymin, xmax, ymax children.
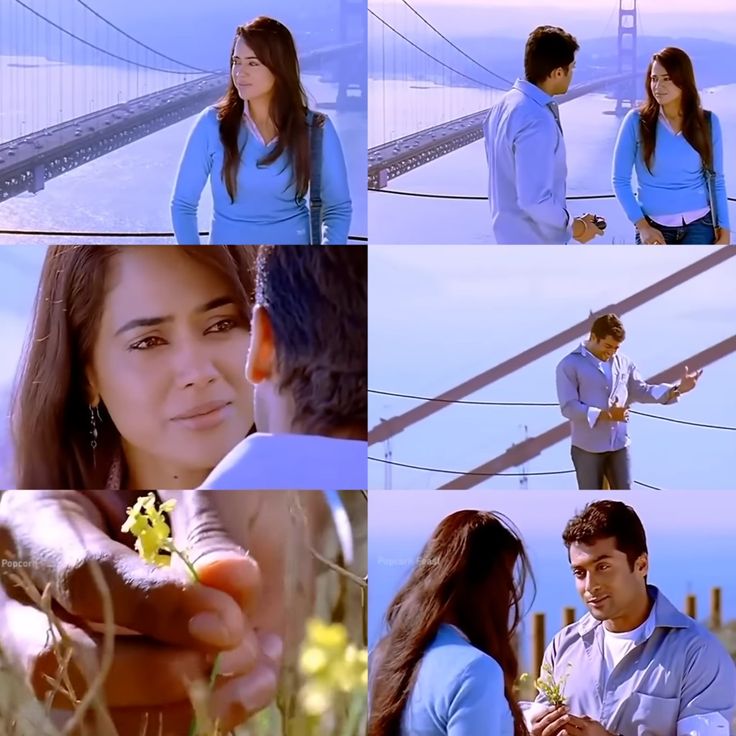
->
<box><xmin>246</xmin><ymin>305</ymin><xmax>276</xmax><ymax>385</ymax></box>
<box><xmin>636</xmin><ymin>553</ymin><xmax>649</xmax><ymax>578</ymax></box>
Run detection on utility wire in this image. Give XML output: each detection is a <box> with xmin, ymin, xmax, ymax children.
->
<box><xmin>369</xmin><ymin>388</ymin><xmax>736</xmax><ymax>432</ymax></box>
<box><xmin>368</xmin><ymin>457</ymin><xmax>661</xmax><ymax>489</ymax></box>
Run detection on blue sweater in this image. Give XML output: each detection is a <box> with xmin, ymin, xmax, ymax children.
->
<box><xmin>612</xmin><ymin>109</ymin><xmax>730</xmax><ymax>229</ymax></box>
<box><xmin>171</xmin><ymin>107</ymin><xmax>352</xmax><ymax>244</ymax></box>
<box><xmin>401</xmin><ymin>624</ymin><xmax>514</xmax><ymax>736</ymax></box>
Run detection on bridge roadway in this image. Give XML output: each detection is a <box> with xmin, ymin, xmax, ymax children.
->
<box><xmin>0</xmin><ymin>43</ymin><xmax>362</xmax><ymax>201</ymax></box>
<box><xmin>368</xmin><ymin>72</ymin><xmax>638</xmax><ymax>189</ymax></box>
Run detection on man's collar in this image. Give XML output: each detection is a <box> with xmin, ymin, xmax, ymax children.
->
<box><xmin>513</xmin><ymin>77</ymin><xmax>555</xmax><ymax>107</ymax></box>
<box><xmin>577</xmin><ymin>585</ymin><xmax>691</xmax><ymax>637</ymax></box>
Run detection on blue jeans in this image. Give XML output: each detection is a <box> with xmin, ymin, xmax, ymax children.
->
<box><xmin>635</xmin><ymin>212</ymin><xmax>716</xmax><ymax>244</ymax></box>
<box><xmin>571</xmin><ymin>445</ymin><xmax>632</xmax><ymax>490</ymax></box>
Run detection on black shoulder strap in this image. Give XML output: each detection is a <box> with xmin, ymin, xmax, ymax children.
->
<box><xmin>307</xmin><ymin>110</ymin><xmax>326</xmax><ymax>245</ymax></box>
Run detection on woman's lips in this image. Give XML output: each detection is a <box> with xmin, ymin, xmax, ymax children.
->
<box><xmin>172</xmin><ymin>401</ymin><xmax>233</xmax><ymax>431</ymax></box>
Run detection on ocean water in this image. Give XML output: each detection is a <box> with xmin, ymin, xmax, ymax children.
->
<box><xmin>368</xmin><ymin>245</ymin><xmax>736</xmax><ymax>490</ymax></box>
<box><xmin>368</xmin><ymin>489</ymin><xmax>736</xmax><ymax>664</ymax></box>
<box><xmin>368</xmin><ymin>83</ymin><xmax>736</xmax><ymax>244</ymax></box>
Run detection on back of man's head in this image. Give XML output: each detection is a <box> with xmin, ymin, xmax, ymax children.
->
<box><xmin>524</xmin><ymin>25</ymin><xmax>579</xmax><ymax>84</ymax></box>
<box><xmin>255</xmin><ymin>245</ymin><xmax>367</xmax><ymax>438</ymax></box>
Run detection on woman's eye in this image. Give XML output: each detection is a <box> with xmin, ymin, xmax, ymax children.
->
<box><xmin>128</xmin><ymin>336</ymin><xmax>165</xmax><ymax>351</ymax></box>
<box><xmin>206</xmin><ymin>318</ymin><xmax>238</xmax><ymax>334</ymax></box>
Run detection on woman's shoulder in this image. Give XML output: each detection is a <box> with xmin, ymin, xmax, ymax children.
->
<box><xmin>424</xmin><ymin>625</ymin><xmax>503</xmax><ymax>676</ymax></box>
<box><xmin>197</xmin><ymin>105</ymin><xmax>221</xmax><ymax>124</ymax></box>
<box><xmin>622</xmin><ymin>108</ymin><xmax>641</xmax><ymax>125</ymax></box>
<box><xmin>306</xmin><ymin>109</ymin><xmax>335</xmax><ymax>129</ymax></box>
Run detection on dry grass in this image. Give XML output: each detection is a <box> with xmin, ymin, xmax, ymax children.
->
<box><xmin>0</xmin><ymin>491</ymin><xmax>367</xmax><ymax>736</ymax></box>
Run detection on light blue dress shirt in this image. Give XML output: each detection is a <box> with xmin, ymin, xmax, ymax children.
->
<box><xmin>171</xmin><ymin>106</ymin><xmax>352</xmax><ymax>244</ymax></box>
<box><xmin>484</xmin><ymin>78</ymin><xmax>573</xmax><ymax>244</ymax></box>
<box><xmin>401</xmin><ymin>624</ymin><xmax>515</xmax><ymax>736</ymax></box>
<box><xmin>556</xmin><ymin>344</ymin><xmax>678</xmax><ymax>453</ymax></box>
<box><xmin>199</xmin><ymin>432</ymin><xmax>367</xmax><ymax>490</ymax></box>
<box><xmin>536</xmin><ymin>586</ymin><xmax>736</xmax><ymax>736</ymax></box>
<box><xmin>612</xmin><ymin>109</ymin><xmax>730</xmax><ymax>229</ymax></box>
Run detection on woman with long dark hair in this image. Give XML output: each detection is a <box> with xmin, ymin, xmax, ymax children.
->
<box><xmin>612</xmin><ymin>47</ymin><xmax>730</xmax><ymax>245</ymax></box>
<box><xmin>11</xmin><ymin>245</ymin><xmax>257</xmax><ymax>490</ymax></box>
<box><xmin>171</xmin><ymin>16</ymin><xmax>352</xmax><ymax>245</ymax></box>
<box><xmin>369</xmin><ymin>510</ymin><xmax>533</xmax><ymax>736</ymax></box>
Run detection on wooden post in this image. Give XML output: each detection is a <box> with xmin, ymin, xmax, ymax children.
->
<box><xmin>532</xmin><ymin>613</ymin><xmax>545</xmax><ymax>679</ymax></box>
<box><xmin>685</xmin><ymin>594</ymin><xmax>696</xmax><ymax>619</ymax></box>
<box><xmin>563</xmin><ymin>607</ymin><xmax>576</xmax><ymax>627</ymax></box>
<box><xmin>711</xmin><ymin>587</ymin><xmax>722</xmax><ymax>630</ymax></box>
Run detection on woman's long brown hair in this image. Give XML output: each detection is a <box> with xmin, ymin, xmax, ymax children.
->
<box><xmin>369</xmin><ymin>510</ymin><xmax>534</xmax><ymax>736</ymax></box>
<box><xmin>217</xmin><ymin>17</ymin><xmax>311</xmax><ymax>203</ymax></box>
<box><xmin>11</xmin><ymin>246</ymin><xmax>257</xmax><ymax>490</ymax></box>
<box><xmin>639</xmin><ymin>47</ymin><xmax>711</xmax><ymax>173</ymax></box>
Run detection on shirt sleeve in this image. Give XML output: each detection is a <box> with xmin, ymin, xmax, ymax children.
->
<box><xmin>318</xmin><ymin>116</ymin><xmax>352</xmax><ymax>245</ymax></box>
<box><xmin>626</xmin><ymin>363</ymin><xmax>678</xmax><ymax>405</ymax></box>
<box><xmin>170</xmin><ymin>107</ymin><xmax>215</xmax><ymax>245</ymax></box>
<box><xmin>612</xmin><ymin>110</ymin><xmax>646</xmax><ymax>225</ymax></box>
<box><xmin>710</xmin><ymin>113</ymin><xmax>730</xmax><ymax>230</ymax></box>
<box><xmin>557</xmin><ymin>358</ymin><xmax>600</xmax><ymax>423</ymax></box>
<box><xmin>678</xmin><ymin>631</ymin><xmax>736</xmax><ymax>727</ymax></box>
<box><xmin>447</xmin><ymin>656</ymin><xmax>509</xmax><ymax>736</ymax></box>
<box><xmin>512</xmin><ymin>114</ymin><xmax>570</xmax><ymax>234</ymax></box>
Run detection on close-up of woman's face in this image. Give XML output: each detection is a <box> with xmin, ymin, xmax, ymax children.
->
<box><xmin>650</xmin><ymin>59</ymin><xmax>682</xmax><ymax>107</ymax></box>
<box><xmin>231</xmin><ymin>36</ymin><xmax>276</xmax><ymax>103</ymax></box>
<box><xmin>87</xmin><ymin>248</ymin><xmax>254</xmax><ymax>482</ymax></box>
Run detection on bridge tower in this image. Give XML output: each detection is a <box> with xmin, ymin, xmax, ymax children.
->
<box><xmin>616</xmin><ymin>0</ymin><xmax>638</xmax><ymax>115</ymax></box>
<box><xmin>337</xmin><ymin>0</ymin><xmax>366</xmax><ymax>109</ymax></box>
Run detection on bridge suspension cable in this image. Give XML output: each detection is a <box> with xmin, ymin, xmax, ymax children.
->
<box><xmin>14</xmin><ymin>0</ymin><xmax>207</xmax><ymax>75</ymax></box>
<box><xmin>399</xmin><ymin>0</ymin><xmax>512</xmax><ymax>86</ymax></box>
<box><xmin>368</xmin><ymin>8</ymin><xmax>507</xmax><ymax>90</ymax></box>
<box><xmin>74</xmin><ymin>0</ymin><xmax>216</xmax><ymax>73</ymax></box>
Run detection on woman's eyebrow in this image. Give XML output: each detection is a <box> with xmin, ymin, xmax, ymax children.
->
<box><xmin>114</xmin><ymin>296</ymin><xmax>235</xmax><ymax>337</ymax></box>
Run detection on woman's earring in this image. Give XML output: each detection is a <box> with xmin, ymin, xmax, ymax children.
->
<box><xmin>89</xmin><ymin>404</ymin><xmax>101</xmax><ymax>465</ymax></box>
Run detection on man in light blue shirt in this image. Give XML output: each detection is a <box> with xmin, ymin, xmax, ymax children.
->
<box><xmin>201</xmin><ymin>246</ymin><xmax>367</xmax><ymax>490</ymax></box>
<box><xmin>555</xmin><ymin>313</ymin><xmax>702</xmax><ymax>489</ymax></box>
<box><xmin>529</xmin><ymin>501</ymin><xmax>736</xmax><ymax>736</ymax></box>
<box><xmin>484</xmin><ymin>26</ymin><xmax>605</xmax><ymax>244</ymax></box>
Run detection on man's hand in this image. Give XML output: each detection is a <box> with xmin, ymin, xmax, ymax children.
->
<box><xmin>0</xmin><ymin>490</ymin><xmax>281</xmax><ymax>732</ymax></box>
<box><xmin>560</xmin><ymin>714</ymin><xmax>616</xmax><ymax>736</ymax></box>
<box><xmin>530</xmin><ymin>708</ymin><xmax>615</xmax><ymax>736</ymax></box>
<box><xmin>602</xmin><ymin>402</ymin><xmax>629</xmax><ymax>422</ymax></box>
<box><xmin>529</xmin><ymin>705</ymin><xmax>569</xmax><ymax>736</ymax></box>
<box><xmin>677</xmin><ymin>364</ymin><xmax>703</xmax><ymax>394</ymax></box>
<box><xmin>573</xmin><ymin>214</ymin><xmax>604</xmax><ymax>244</ymax></box>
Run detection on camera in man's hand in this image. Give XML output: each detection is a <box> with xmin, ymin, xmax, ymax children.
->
<box><xmin>592</xmin><ymin>216</ymin><xmax>607</xmax><ymax>232</ymax></box>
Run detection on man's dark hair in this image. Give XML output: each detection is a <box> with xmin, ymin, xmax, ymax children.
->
<box><xmin>562</xmin><ymin>501</ymin><xmax>647</xmax><ymax>570</ymax></box>
<box><xmin>255</xmin><ymin>245</ymin><xmax>366</xmax><ymax>437</ymax></box>
<box><xmin>590</xmin><ymin>313</ymin><xmax>625</xmax><ymax>342</ymax></box>
<box><xmin>524</xmin><ymin>26</ymin><xmax>580</xmax><ymax>84</ymax></box>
